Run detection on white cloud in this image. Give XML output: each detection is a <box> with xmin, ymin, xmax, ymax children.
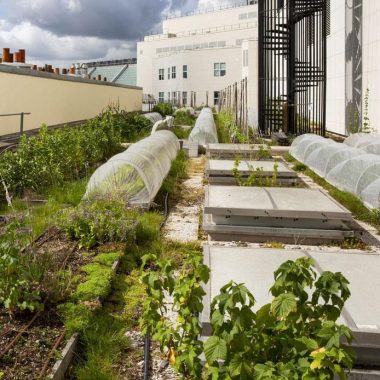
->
<box><xmin>0</xmin><ymin>21</ymin><xmax>134</xmax><ymax>67</ymax></box>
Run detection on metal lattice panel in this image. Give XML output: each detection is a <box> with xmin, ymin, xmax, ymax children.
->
<box><xmin>259</xmin><ymin>0</ymin><xmax>327</xmax><ymax>136</ymax></box>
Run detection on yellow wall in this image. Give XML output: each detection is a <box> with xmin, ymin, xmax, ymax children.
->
<box><xmin>0</xmin><ymin>66</ymin><xmax>142</xmax><ymax>135</ymax></box>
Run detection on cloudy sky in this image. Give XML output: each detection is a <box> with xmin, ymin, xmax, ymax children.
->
<box><xmin>0</xmin><ymin>0</ymin><xmax>237</xmax><ymax>68</ymax></box>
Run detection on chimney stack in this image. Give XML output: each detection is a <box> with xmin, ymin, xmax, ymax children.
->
<box><xmin>62</xmin><ymin>68</ymin><xmax>67</xmax><ymax>75</ymax></box>
<box><xmin>97</xmin><ymin>74</ymin><xmax>102</xmax><ymax>81</ymax></box>
<box><xmin>54</xmin><ymin>68</ymin><xmax>60</xmax><ymax>75</ymax></box>
<box><xmin>69</xmin><ymin>67</ymin><xmax>75</xmax><ymax>75</ymax></box>
<box><xmin>14</xmin><ymin>51</ymin><xmax>21</xmax><ymax>63</ymax></box>
<box><xmin>2</xmin><ymin>48</ymin><xmax>10</xmax><ymax>63</ymax></box>
<box><xmin>19</xmin><ymin>49</ymin><xmax>25</xmax><ymax>63</ymax></box>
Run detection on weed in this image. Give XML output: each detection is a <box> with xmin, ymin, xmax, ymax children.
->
<box><xmin>265</xmin><ymin>241</ymin><xmax>286</xmax><ymax>249</ymax></box>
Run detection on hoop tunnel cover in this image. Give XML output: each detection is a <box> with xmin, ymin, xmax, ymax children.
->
<box><xmin>189</xmin><ymin>107</ymin><xmax>218</xmax><ymax>145</ymax></box>
<box><xmin>290</xmin><ymin>134</ymin><xmax>380</xmax><ymax>209</ymax></box>
<box><xmin>85</xmin><ymin>130</ymin><xmax>179</xmax><ymax>206</ymax></box>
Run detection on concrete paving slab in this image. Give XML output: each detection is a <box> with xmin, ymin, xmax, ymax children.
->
<box><xmin>207</xmin><ymin>159</ymin><xmax>297</xmax><ymax>177</ymax></box>
<box><xmin>203</xmin><ymin>213</ymin><xmax>353</xmax><ymax>244</ymax></box>
<box><xmin>204</xmin><ymin>186</ymin><xmax>352</xmax><ymax>220</ymax></box>
<box><xmin>206</xmin><ymin>143</ymin><xmax>289</xmax><ymax>159</ymax></box>
<box><xmin>201</xmin><ymin>246</ymin><xmax>380</xmax><ymax>366</ymax></box>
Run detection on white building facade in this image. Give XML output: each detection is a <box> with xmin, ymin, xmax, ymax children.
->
<box><xmin>326</xmin><ymin>0</ymin><xmax>380</xmax><ymax>135</ymax></box>
<box><xmin>137</xmin><ymin>2</ymin><xmax>258</xmax><ymax>108</ymax></box>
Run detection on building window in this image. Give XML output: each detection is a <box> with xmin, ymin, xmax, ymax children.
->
<box><xmin>171</xmin><ymin>66</ymin><xmax>176</xmax><ymax>79</ymax></box>
<box><xmin>182</xmin><ymin>92</ymin><xmax>187</xmax><ymax>105</ymax></box>
<box><xmin>243</xmin><ymin>50</ymin><xmax>249</xmax><ymax>67</ymax></box>
<box><xmin>172</xmin><ymin>91</ymin><xmax>177</xmax><ymax>104</ymax></box>
<box><xmin>214</xmin><ymin>62</ymin><xmax>226</xmax><ymax>77</ymax></box>
<box><xmin>167</xmin><ymin>67</ymin><xmax>171</xmax><ymax>80</ymax></box>
<box><xmin>159</xmin><ymin>68</ymin><xmax>164</xmax><ymax>80</ymax></box>
<box><xmin>183</xmin><ymin>65</ymin><xmax>188</xmax><ymax>79</ymax></box>
<box><xmin>214</xmin><ymin>91</ymin><xmax>220</xmax><ymax>106</ymax></box>
<box><xmin>158</xmin><ymin>92</ymin><xmax>164</xmax><ymax>103</ymax></box>
<box><xmin>168</xmin><ymin>92</ymin><xmax>171</xmax><ymax>102</ymax></box>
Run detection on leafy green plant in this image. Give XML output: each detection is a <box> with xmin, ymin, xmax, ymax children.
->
<box><xmin>141</xmin><ymin>256</ymin><xmax>354</xmax><ymax>379</ymax></box>
<box><xmin>153</xmin><ymin>103</ymin><xmax>174</xmax><ymax>116</ymax></box>
<box><xmin>118</xmin><ymin>112</ymin><xmax>151</xmax><ymax>142</ymax></box>
<box><xmin>232</xmin><ymin>157</ymin><xmax>278</xmax><ymax>187</ymax></box>
<box><xmin>174</xmin><ymin>111</ymin><xmax>196</xmax><ymax>127</ymax></box>
<box><xmin>0</xmin><ymin>222</ymin><xmax>45</xmax><ymax>313</ymax></box>
<box><xmin>60</xmin><ymin>200</ymin><xmax>139</xmax><ymax>249</ymax></box>
<box><xmin>140</xmin><ymin>251</ymin><xmax>210</xmax><ymax>378</ymax></box>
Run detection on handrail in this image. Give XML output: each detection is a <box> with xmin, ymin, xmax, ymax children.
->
<box><xmin>144</xmin><ymin>21</ymin><xmax>257</xmax><ymax>42</ymax></box>
<box><xmin>165</xmin><ymin>0</ymin><xmax>257</xmax><ymax>20</ymax></box>
<box><xmin>0</xmin><ymin>112</ymin><xmax>31</xmax><ymax>135</ymax></box>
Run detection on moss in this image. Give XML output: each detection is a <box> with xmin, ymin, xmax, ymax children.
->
<box><xmin>74</xmin><ymin>264</ymin><xmax>113</xmax><ymax>302</ymax></box>
<box><xmin>93</xmin><ymin>252</ymin><xmax>121</xmax><ymax>266</ymax></box>
<box><xmin>58</xmin><ymin>303</ymin><xmax>92</xmax><ymax>337</ymax></box>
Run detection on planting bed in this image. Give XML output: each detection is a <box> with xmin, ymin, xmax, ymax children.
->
<box><xmin>0</xmin><ymin>231</ymin><xmax>93</xmax><ymax>380</ymax></box>
<box><xmin>206</xmin><ymin>159</ymin><xmax>299</xmax><ymax>185</ymax></box>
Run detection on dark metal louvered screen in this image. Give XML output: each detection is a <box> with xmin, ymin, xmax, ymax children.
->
<box><xmin>258</xmin><ymin>0</ymin><xmax>327</xmax><ymax>136</ymax></box>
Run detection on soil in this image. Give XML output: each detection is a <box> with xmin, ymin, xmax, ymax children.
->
<box><xmin>0</xmin><ymin>231</ymin><xmax>93</xmax><ymax>380</ymax></box>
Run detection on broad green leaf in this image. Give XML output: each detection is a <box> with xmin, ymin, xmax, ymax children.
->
<box><xmin>204</xmin><ymin>336</ymin><xmax>228</xmax><ymax>364</ymax></box>
<box><xmin>271</xmin><ymin>293</ymin><xmax>297</xmax><ymax>318</ymax></box>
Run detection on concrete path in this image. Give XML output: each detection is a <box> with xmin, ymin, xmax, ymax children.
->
<box><xmin>163</xmin><ymin>157</ymin><xmax>205</xmax><ymax>242</ymax></box>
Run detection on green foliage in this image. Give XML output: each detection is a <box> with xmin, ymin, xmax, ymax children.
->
<box><xmin>153</xmin><ymin>102</ymin><xmax>174</xmax><ymax>116</ymax></box>
<box><xmin>60</xmin><ymin>200</ymin><xmax>139</xmax><ymax>249</ymax></box>
<box><xmin>74</xmin><ymin>259</ymin><xmax>116</xmax><ymax>302</ymax></box>
<box><xmin>140</xmin><ymin>251</ymin><xmax>210</xmax><ymax>378</ymax></box>
<box><xmin>142</xmin><ymin>256</ymin><xmax>354</xmax><ymax>379</ymax></box>
<box><xmin>232</xmin><ymin>157</ymin><xmax>279</xmax><ymax>187</ymax></box>
<box><xmin>171</xmin><ymin>126</ymin><xmax>192</xmax><ymax>140</ymax></box>
<box><xmin>135</xmin><ymin>212</ymin><xmax>163</xmax><ymax>245</ymax></box>
<box><xmin>0</xmin><ymin>222</ymin><xmax>45</xmax><ymax>313</ymax></box>
<box><xmin>174</xmin><ymin>111</ymin><xmax>196</xmax><ymax>127</ymax></box>
<box><xmin>0</xmin><ymin>108</ymin><xmax>125</xmax><ymax>205</ymax></box>
<box><xmin>118</xmin><ymin>112</ymin><xmax>151</xmax><ymax>142</ymax></box>
<box><xmin>58</xmin><ymin>302</ymin><xmax>93</xmax><ymax>336</ymax></box>
<box><xmin>160</xmin><ymin>150</ymin><xmax>189</xmax><ymax>195</ymax></box>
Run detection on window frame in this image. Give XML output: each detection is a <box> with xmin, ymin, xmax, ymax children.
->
<box><xmin>158</xmin><ymin>92</ymin><xmax>164</xmax><ymax>103</ymax></box>
<box><xmin>183</xmin><ymin>65</ymin><xmax>188</xmax><ymax>79</ymax></box>
<box><xmin>159</xmin><ymin>68</ymin><xmax>164</xmax><ymax>81</ymax></box>
<box><xmin>171</xmin><ymin>66</ymin><xmax>176</xmax><ymax>79</ymax></box>
<box><xmin>214</xmin><ymin>62</ymin><xmax>226</xmax><ymax>77</ymax></box>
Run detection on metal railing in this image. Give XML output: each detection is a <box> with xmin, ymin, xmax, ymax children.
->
<box><xmin>0</xmin><ymin>112</ymin><xmax>31</xmax><ymax>136</ymax></box>
<box><xmin>144</xmin><ymin>21</ymin><xmax>257</xmax><ymax>41</ymax></box>
<box><xmin>165</xmin><ymin>1</ymin><xmax>258</xmax><ymax>20</ymax></box>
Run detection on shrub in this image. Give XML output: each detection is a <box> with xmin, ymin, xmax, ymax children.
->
<box><xmin>0</xmin><ymin>223</ymin><xmax>45</xmax><ymax>313</ymax></box>
<box><xmin>153</xmin><ymin>103</ymin><xmax>174</xmax><ymax>116</ymax></box>
<box><xmin>60</xmin><ymin>200</ymin><xmax>139</xmax><ymax>249</ymax></box>
<box><xmin>141</xmin><ymin>255</ymin><xmax>354</xmax><ymax>379</ymax></box>
<box><xmin>0</xmin><ymin>108</ymin><xmax>125</xmax><ymax>204</ymax></box>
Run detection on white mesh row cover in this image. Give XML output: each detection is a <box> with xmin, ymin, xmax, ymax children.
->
<box><xmin>85</xmin><ymin>130</ymin><xmax>179</xmax><ymax>206</ymax></box>
<box><xmin>306</xmin><ymin>145</ymin><xmax>365</xmax><ymax>177</ymax></box>
<box><xmin>189</xmin><ymin>107</ymin><xmax>218</xmax><ymax>145</ymax></box>
<box><xmin>326</xmin><ymin>154</ymin><xmax>380</xmax><ymax>202</ymax></box>
<box><xmin>289</xmin><ymin>134</ymin><xmax>333</xmax><ymax>162</ymax></box>
<box><xmin>362</xmin><ymin>143</ymin><xmax>380</xmax><ymax>156</ymax></box>
<box><xmin>151</xmin><ymin>116</ymin><xmax>174</xmax><ymax>135</ymax></box>
<box><xmin>290</xmin><ymin>133</ymin><xmax>325</xmax><ymax>148</ymax></box>
<box><xmin>361</xmin><ymin>178</ymin><xmax>380</xmax><ymax>209</ymax></box>
<box><xmin>142</xmin><ymin>112</ymin><xmax>163</xmax><ymax>125</ymax></box>
<box><xmin>344</xmin><ymin>133</ymin><xmax>380</xmax><ymax>148</ymax></box>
